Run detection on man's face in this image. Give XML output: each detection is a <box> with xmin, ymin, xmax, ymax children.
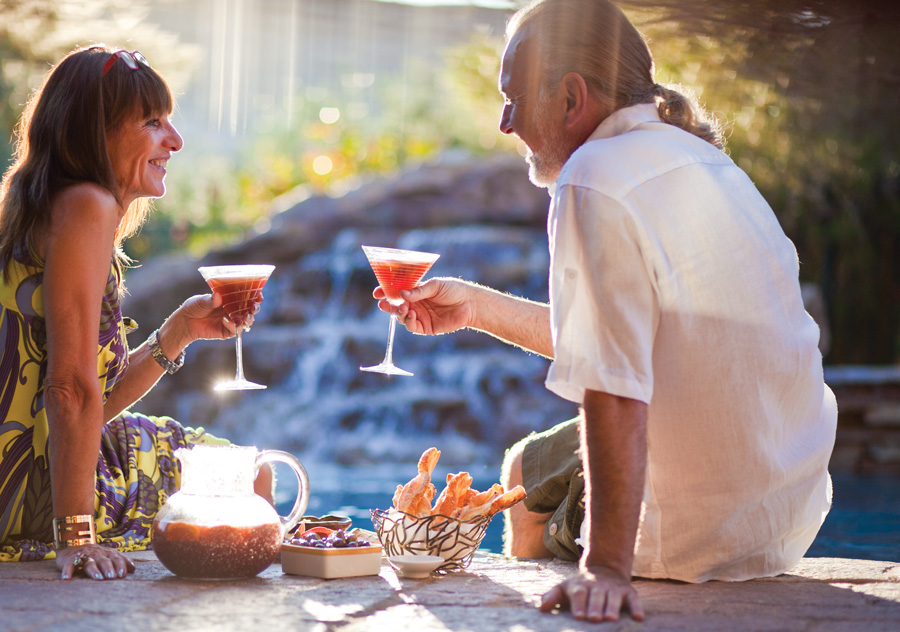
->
<box><xmin>498</xmin><ymin>28</ymin><xmax>573</xmax><ymax>188</ymax></box>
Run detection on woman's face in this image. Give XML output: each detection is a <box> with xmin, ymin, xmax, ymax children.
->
<box><xmin>107</xmin><ymin>111</ymin><xmax>183</xmax><ymax>207</ymax></box>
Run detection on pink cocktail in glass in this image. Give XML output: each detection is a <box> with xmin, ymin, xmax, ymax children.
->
<box><xmin>360</xmin><ymin>246</ymin><xmax>439</xmax><ymax>377</ymax></box>
<box><xmin>199</xmin><ymin>264</ymin><xmax>275</xmax><ymax>390</ymax></box>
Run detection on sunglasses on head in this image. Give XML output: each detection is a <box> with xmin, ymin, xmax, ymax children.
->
<box><xmin>102</xmin><ymin>50</ymin><xmax>150</xmax><ymax>76</ymax></box>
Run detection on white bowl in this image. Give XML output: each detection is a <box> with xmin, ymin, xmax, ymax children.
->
<box><xmin>388</xmin><ymin>554</ymin><xmax>445</xmax><ymax>578</ymax></box>
<box><xmin>372</xmin><ymin>509</ymin><xmax>490</xmax><ymax>571</ymax></box>
<box><xmin>281</xmin><ymin>541</ymin><xmax>383</xmax><ymax>579</ymax></box>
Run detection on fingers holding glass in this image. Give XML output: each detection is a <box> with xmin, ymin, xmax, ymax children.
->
<box><xmin>359</xmin><ymin>246</ymin><xmax>439</xmax><ymax>377</ymax></box>
<box><xmin>198</xmin><ymin>265</ymin><xmax>274</xmax><ymax>390</ymax></box>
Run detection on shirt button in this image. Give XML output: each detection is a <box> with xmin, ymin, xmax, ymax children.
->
<box><xmin>548</xmin><ymin>523</ymin><xmax>558</xmax><ymax>536</ymax></box>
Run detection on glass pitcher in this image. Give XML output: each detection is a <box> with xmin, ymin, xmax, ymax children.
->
<box><xmin>151</xmin><ymin>445</ymin><xmax>309</xmax><ymax>579</ymax></box>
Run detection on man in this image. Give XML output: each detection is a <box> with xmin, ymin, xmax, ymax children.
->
<box><xmin>377</xmin><ymin>0</ymin><xmax>837</xmax><ymax>623</ymax></box>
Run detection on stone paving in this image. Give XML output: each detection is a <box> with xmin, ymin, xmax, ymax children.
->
<box><xmin>1</xmin><ymin>551</ymin><xmax>898</xmax><ymax>631</ymax></box>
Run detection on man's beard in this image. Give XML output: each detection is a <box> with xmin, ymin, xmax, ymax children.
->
<box><xmin>525</xmin><ymin>95</ymin><xmax>573</xmax><ymax>188</ymax></box>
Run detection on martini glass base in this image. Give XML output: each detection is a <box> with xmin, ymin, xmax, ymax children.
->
<box><xmin>359</xmin><ymin>363</ymin><xmax>413</xmax><ymax>377</ymax></box>
<box><xmin>214</xmin><ymin>380</ymin><xmax>267</xmax><ymax>391</ymax></box>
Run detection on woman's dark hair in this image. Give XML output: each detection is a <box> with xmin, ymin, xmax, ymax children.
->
<box><xmin>508</xmin><ymin>0</ymin><xmax>725</xmax><ymax>149</ymax></box>
<box><xmin>0</xmin><ymin>45</ymin><xmax>174</xmax><ymax>275</ymax></box>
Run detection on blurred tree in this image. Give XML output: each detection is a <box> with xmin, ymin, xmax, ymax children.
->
<box><xmin>0</xmin><ymin>0</ymin><xmax>200</xmax><ymax>167</ymax></box>
<box><xmin>4</xmin><ymin>0</ymin><xmax>898</xmax><ymax>362</ymax></box>
<box><xmin>147</xmin><ymin>43</ymin><xmax>521</xmax><ymax>260</ymax></box>
<box><xmin>615</xmin><ymin>0</ymin><xmax>900</xmax><ymax>363</ymax></box>
<box><xmin>0</xmin><ymin>0</ymin><xmax>58</xmax><ymax>167</ymax></box>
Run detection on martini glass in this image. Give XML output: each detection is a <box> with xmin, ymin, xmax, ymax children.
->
<box><xmin>199</xmin><ymin>264</ymin><xmax>275</xmax><ymax>391</ymax></box>
<box><xmin>360</xmin><ymin>246</ymin><xmax>440</xmax><ymax>377</ymax></box>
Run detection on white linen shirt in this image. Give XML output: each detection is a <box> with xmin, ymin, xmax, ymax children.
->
<box><xmin>545</xmin><ymin>103</ymin><xmax>837</xmax><ymax>583</ymax></box>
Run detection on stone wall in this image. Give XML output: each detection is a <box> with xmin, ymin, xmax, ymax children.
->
<box><xmin>121</xmin><ymin>154</ymin><xmax>898</xmax><ymax>473</ymax></box>
<box><xmin>826</xmin><ymin>367</ymin><xmax>900</xmax><ymax>475</ymax></box>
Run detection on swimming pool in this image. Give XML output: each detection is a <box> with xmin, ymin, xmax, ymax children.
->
<box><xmin>279</xmin><ymin>464</ymin><xmax>899</xmax><ymax>563</ymax></box>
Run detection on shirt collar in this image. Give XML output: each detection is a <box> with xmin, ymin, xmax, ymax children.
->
<box><xmin>548</xmin><ymin>103</ymin><xmax>661</xmax><ymax>196</ymax></box>
<box><xmin>585</xmin><ymin>102</ymin><xmax>661</xmax><ymax>143</ymax></box>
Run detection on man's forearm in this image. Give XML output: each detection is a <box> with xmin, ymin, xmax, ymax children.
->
<box><xmin>579</xmin><ymin>390</ymin><xmax>648</xmax><ymax>577</ymax></box>
<box><xmin>468</xmin><ymin>283</ymin><xmax>553</xmax><ymax>358</ymax></box>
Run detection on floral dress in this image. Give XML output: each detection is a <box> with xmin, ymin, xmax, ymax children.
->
<box><xmin>0</xmin><ymin>248</ymin><xmax>225</xmax><ymax>562</ymax></box>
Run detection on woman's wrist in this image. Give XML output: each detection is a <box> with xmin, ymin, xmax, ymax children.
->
<box><xmin>155</xmin><ymin>317</ymin><xmax>192</xmax><ymax>367</ymax></box>
<box><xmin>53</xmin><ymin>514</ymin><xmax>97</xmax><ymax>549</ymax></box>
<box><xmin>148</xmin><ymin>330</ymin><xmax>185</xmax><ymax>374</ymax></box>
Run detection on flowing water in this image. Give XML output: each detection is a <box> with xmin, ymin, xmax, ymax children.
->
<box><xmin>123</xmin><ymin>166</ymin><xmax>897</xmax><ymax>565</ymax></box>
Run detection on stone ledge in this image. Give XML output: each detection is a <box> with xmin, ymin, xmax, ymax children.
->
<box><xmin>0</xmin><ymin>552</ymin><xmax>897</xmax><ymax>631</ymax></box>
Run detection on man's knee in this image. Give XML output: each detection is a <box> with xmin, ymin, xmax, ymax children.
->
<box><xmin>501</xmin><ymin>434</ymin><xmax>530</xmax><ymax>490</ymax></box>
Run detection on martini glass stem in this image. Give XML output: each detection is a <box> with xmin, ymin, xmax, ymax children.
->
<box><xmin>233</xmin><ymin>328</ymin><xmax>247</xmax><ymax>383</ymax></box>
<box><xmin>382</xmin><ymin>314</ymin><xmax>400</xmax><ymax>367</ymax></box>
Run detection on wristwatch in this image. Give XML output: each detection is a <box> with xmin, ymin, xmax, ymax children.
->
<box><xmin>148</xmin><ymin>329</ymin><xmax>185</xmax><ymax>374</ymax></box>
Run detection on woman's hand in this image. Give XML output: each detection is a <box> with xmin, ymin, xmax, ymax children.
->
<box><xmin>57</xmin><ymin>544</ymin><xmax>136</xmax><ymax>581</ymax></box>
<box><xmin>172</xmin><ymin>291</ymin><xmax>258</xmax><ymax>344</ymax></box>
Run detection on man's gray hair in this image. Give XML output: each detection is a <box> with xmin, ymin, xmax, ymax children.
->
<box><xmin>508</xmin><ymin>0</ymin><xmax>725</xmax><ymax>149</ymax></box>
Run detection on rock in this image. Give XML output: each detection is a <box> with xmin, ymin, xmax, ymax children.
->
<box><xmin>122</xmin><ymin>155</ymin><xmax>575</xmax><ymax>464</ymax></box>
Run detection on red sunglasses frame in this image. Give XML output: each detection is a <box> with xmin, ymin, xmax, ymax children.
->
<box><xmin>102</xmin><ymin>50</ymin><xmax>150</xmax><ymax>76</ymax></box>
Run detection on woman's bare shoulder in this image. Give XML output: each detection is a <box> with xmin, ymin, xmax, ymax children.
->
<box><xmin>54</xmin><ymin>182</ymin><xmax>117</xmax><ymax>210</ymax></box>
<box><xmin>51</xmin><ymin>183</ymin><xmax>121</xmax><ymax>229</ymax></box>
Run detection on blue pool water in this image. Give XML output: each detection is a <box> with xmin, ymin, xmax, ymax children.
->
<box><xmin>277</xmin><ymin>465</ymin><xmax>899</xmax><ymax>563</ymax></box>
<box><xmin>805</xmin><ymin>472</ymin><xmax>899</xmax><ymax>562</ymax></box>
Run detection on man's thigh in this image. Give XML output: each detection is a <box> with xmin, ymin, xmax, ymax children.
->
<box><xmin>521</xmin><ymin>418</ymin><xmax>585</xmax><ymax>561</ymax></box>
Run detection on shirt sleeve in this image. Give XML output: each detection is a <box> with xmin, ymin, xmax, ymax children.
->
<box><xmin>545</xmin><ymin>184</ymin><xmax>657</xmax><ymax>405</ymax></box>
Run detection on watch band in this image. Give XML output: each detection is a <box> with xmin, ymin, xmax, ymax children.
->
<box><xmin>53</xmin><ymin>514</ymin><xmax>97</xmax><ymax>549</ymax></box>
<box><xmin>148</xmin><ymin>329</ymin><xmax>185</xmax><ymax>374</ymax></box>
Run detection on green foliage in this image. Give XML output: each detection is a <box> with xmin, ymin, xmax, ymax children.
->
<box><xmin>0</xmin><ymin>1</ymin><xmax>59</xmax><ymax>168</ymax></box>
<box><xmin>3</xmin><ymin>0</ymin><xmax>898</xmax><ymax>362</ymax></box>
<box><xmin>622</xmin><ymin>0</ymin><xmax>900</xmax><ymax>362</ymax></box>
<box><xmin>137</xmin><ymin>37</ymin><xmax>518</xmax><ymax>259</ymax></box>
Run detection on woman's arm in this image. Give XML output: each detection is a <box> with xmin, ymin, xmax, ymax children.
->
<box><xmin>41</xmin><ymin>183</ymin><xmax>133</xmax><ymax>579</ymax></box>
<box><xmin>101</xmin><ymin>293</ymin><xmax>236</xmax><ymax>421</ymax></box>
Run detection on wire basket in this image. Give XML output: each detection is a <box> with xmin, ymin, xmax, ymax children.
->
<box><xmin>370</xmin><ymin>508</ymin><xmax>492</xmax><ymax>571</ymax></box>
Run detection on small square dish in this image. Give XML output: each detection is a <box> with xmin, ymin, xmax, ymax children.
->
<box><xmin>281</xmin><ymin>541</ymin><xmax>383</xmax><ymax>579</ymax></box>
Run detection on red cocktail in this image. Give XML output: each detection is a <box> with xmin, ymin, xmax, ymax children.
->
<box><xmin>199</xmin><ymin>264</ymin><xmax>275</xmax><ymax>391</ymax></box>
<box><xmin>369</xmin><ymin>260</ymin><xmax>437</xmax><ymax>306</ymax></box>
<box><xmin>206</xmin><ymin>275</ymin><xmax>268</xmax><ymax>326</ymax></box>
<box><xmin>360</xmin><ymin>246</ymin><xmax>439</xmax><ymax>377</ymax></box>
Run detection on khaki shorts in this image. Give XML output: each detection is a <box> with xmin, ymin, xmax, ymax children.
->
<box><xmin>521</xmin><ymin>417</ymin><xmax>585</xmax><ymax>562</ymax></box>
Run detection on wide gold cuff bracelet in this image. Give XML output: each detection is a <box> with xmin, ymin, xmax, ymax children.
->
<box><xmin>53</xmin><ymin>514</ymin><xmax>97</xmax><ymax>549</ymax></box>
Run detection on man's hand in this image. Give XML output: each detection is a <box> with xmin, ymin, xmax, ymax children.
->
<box><xmin>375</xmin><ymin>277</ymin><xmax>474</xmax><ymax>336</ymax></box>
<box><xmin>373</xmin><ymin>276</ymin><xmax>554</xmax><ymax>357</ymax></box>
<box><xmin>539</xmin><ymin>564</ymin><xmax>644</xmax><ymax>622</ymax></box>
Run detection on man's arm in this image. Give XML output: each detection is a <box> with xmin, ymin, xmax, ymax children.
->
<box><xmin>386</xmin><ymin>277</ymin><xmax>554</xmax><ymax>358</ymax></box>
<box><xmin>539</xmin><ymin>389</ymin><xmax>647</xmax><ymax>622</ymax></box>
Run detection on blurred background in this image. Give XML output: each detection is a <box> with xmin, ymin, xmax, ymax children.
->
<box><xmin>1</xmin><ymin>0</ymin><xmax>898</xmax><ymax>559</ymax></box>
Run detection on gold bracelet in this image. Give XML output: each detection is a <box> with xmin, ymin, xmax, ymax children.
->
<box><xmin>53</xmin><ymin>514</ymin><xmax>97</xmax><ymax>549</ymax></box>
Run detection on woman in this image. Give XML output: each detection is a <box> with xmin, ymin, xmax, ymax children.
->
<box><xmin>0</xmin><ymin>46</ymin><xmax>265</xmax><ymax>580</ymax></box>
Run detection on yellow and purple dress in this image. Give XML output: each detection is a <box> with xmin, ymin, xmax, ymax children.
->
<box><xmin>0</xmin><ymin>247</ymin><xmax>224</xmax><ymax>562</ymax></box>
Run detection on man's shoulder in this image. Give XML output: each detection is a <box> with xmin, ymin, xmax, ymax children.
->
<box><xmin>558</xmin><ymin>123</ymin><xmax>733</xmax><ymax>199</ymax></box>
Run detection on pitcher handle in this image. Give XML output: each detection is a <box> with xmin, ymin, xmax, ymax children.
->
<box><xmin>255</xmin><ymin>449</ymin><xmax>310</xmax><ymax>533</ymax></box>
